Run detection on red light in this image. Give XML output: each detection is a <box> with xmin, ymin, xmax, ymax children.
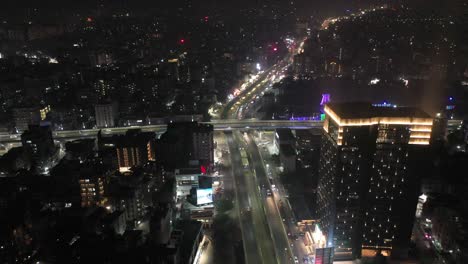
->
<box><xmin>180</xmin><ymin>39</ymin><xmax>185</xmax><ymax>44</ymax></box>
<box><xmin>273</xmin><ymin>47</ymin><xmax>278</xmax><ymax>51</ymax></box>
<box><xmin>200</xmin><ymin>165</ymin><xmax>207</xmax><ymax>174</ymax></box>
<box><xmin>86</xmin><ymin>17</ymin><xmax>93</xmax><ymax>22</ymax></box>
<box><xmin>204</xmin><ymin>16</ymin><xmax>209</xmax><ymax>22</ymax></box>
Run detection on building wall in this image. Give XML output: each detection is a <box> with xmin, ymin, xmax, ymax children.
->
<box><xmin>95</xmin><ymin>103</ymin><xmax>115</xmax><ymax>128</ymax></box>
<box><xmin>79</xmin><ymin>177</ymin><xmax>105</xmax><ymax>207</ymax></box>
<box><xmin>192</xmin><ymin>130</ymin><xmax>214</xmax><ymax>168</ymax></box>
<box><xmin>317</xmin><ymin>110</ymin><xmax>431</xmax><ymax>260</ymax></box>
<box><xmin>13</xmin><ymin>107</ymin><xmax>41</xmax><ymax>132</ymax></box>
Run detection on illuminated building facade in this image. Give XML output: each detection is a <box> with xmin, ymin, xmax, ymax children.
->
<box><xmin>95</xmin><ymin>103</ymin><xmax>117</xmax><ymax>128</ymax></box>
<box><xmin>114</xmin><ymin>130</ymin><xmax>156</xmax><ymax>172</ymax></box>
<box><xmin>79</xmin><ymin>175</ymin><xmax>106</xmax><ymax>207</ymax></box>
<box><xmin>40</xmin><ymin>105</ymin><xmax>51</xmax><ymax>121</ymax></box>
<box><xmin>21</xmin><ymin>125</ymin><xmax>56</xmax><ymax>172</ymax></box>
<box><xmin>12</xmin><ymin>107</ymin><xmax>41</xmax><ymax>132</ymax></box>
<box><xmin>317</xmin><ymin>102</ymin><xmax>433</xmax><ymax>260</ymax></box>
<box><xmin>158</xmin><ymin>122</ymin><xmax>214</xmax><ymax>170</ymax></box>
<box><xmin>191</xmin><ymin>125</ymin><xmax>214</xmax><ymax>168</ymax></box>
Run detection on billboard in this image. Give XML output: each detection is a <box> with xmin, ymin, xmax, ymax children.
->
<box><xmin>196</xmin><ymin>188</ymin><xmax>213</xmax><ymax>205</ymax></box>
<box><xmin>315</xmin><ymin>247</ymin><xmax>334</xmax><ymax>264</ymax></box>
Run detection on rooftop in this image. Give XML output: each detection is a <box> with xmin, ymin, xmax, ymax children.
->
<box><xmin>326</xmin><ymin>102</ymin><xmax>431</xmax><ymax>120</ymax></box>
<box><xmin>324</xmin><ymin>102</ymin><xmax>433</xmax><ymax>145</ymax></box>
<box><xmin>324</xmin><ymin>102</ymin><xmax>433</xmax><ymax>128</ymax></box>
<box><xmin>276</xmin><ymin>128</ymin><xmax>295</xmax><ymax>141</ymax></box>
<box><xmin>280</xmin><ymin>144</ymin><xmax>296</xmax><ymax>157</ymax></box>
<box><xmin>174</xmin><ymin>220</ymin><xmax>203</xmax><ymax>264</ymax></box>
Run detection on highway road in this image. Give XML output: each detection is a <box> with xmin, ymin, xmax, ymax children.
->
<box><xmin>226</xmin><ymin>131</ymin><xmax>276</xmax><ymax>264</ymax></box>
<box><xmin>223</xmin><ymin>39</ymin><xmax>304</xmax><ymax>120</ymax></box>
<box><xmin>222</xmin><ymin>58</ymin><xmax>291</xmax><ymax>120</ymax></box>
<box><xmin>243</xmin><ymin>133</ymin><xmax>295</xmax><ymax>264</ymax></box>
<box><xmin>218</xmin><ymin>40</ymin><xmax>306</xmax><ymax>264</ymax></box>
<box><xmin>0</xmin><ymin>38</ymin><xmax>308</xmax><ymax>149</ymax></box>
<box><xmin>256</xmin><ymin>134</ymin><xmax>314</xmax><ymax>263</ymax></box>
<box><xmin>0</xmin><ymin>120</ymin><xmax>322</xmax><ymax>146</ymax></box>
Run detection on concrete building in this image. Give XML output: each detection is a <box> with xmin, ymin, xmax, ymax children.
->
<box><xmin>95</xmin><ymin>103</ymin><xmax>117</xmax><ymax>128</ymax></box>
<box><xmin>102</xmin><ymin>210</ymin><xmax>127</xmax><ymax>235</ymax></box>
<box><xmin>174</xmin><ymin>168</ymin><xmax>201</xmax><ymax>200</ymax></box>
<box><xmin>163</xmin><ymin>220</ymin><xmax>203</xmax><ymax>264</ymax></box>
<box><xmin>21</xmin><ymin>125</ymin><xmax>56</xmax><ymax>172</ymax></box>
<box><xmin>317</xmin><ymin>102</ymin><xmax>433</xmax><ymax>260</ymax></box>
<box><xmin>110</xmin><ymin>186</ymin><xmax>143</xmax><ymax>226</ymax></box>
<box><xmin>279</xmin><ymin>144</ymin><xmax>296</xmax><ymax>173</ymax></box>
<box><xmin>158</xmin><ymin>122</ymin><xmax>214</xmax><ymax>170</ymax></box>
<box><xmin>275</xmin><ymin>128</ymin><xmax>296</xmax><ymax>152</ymax></box>
<box><xmin>79</xmin><ymin>173</ymin><xmax>106</xmax><ymax>208</ymax></box>
<box><xmin>150</xmin><ymin>205</ymin><xmax>173</xmax><ymax>244</ymax></box>
<box><xmin>295</xmin><ymin>129</ymin><xmax>322</xmax><ymax>169</ymax></box>
<box><xmin>105</xmin><ymin>129</ymin><xmax>156</xmax><ymax>172</ymax></box>
<box><xmin>12</xmin><ymin>107</ymin><xmax>41</xmax><ymax>132</ymax></box>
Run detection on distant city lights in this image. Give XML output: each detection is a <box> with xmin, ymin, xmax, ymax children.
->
<box><xmin>48</xmin><ymin>58</ymin><xmax>58</xmax><ymax>64</ymax></box>
<box><xmin>289</xmin><ymin>116</ymin><xmax>322</xmax><ymax>121</ymax></box>
<box><xmin>372</xmin><ymin>101</ymin><xmax>398</xmax><ymax>108</ymax></box>
<box><xmin>446</xmin><ymin>105</ymin><xmax>455</xmax><ymax>110</ymax></box>
<box><xmin>399</xmin><ymin>77</ymin><xmax>409</xmax><ymax>87</ymax></box>
<box><xmin>369</xmin><ymin>78</ymin><xmax>380</xmax><ymax>85</ymax></box>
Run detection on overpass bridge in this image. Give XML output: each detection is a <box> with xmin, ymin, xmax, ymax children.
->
<box><xmin>0</xmin><ymin>119</ymin><xmax>324</xmax><ymax>146</ymax></box>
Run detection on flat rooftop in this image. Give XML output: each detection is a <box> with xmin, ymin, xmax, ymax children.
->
<box><xmin>326</xmin><ymin>102</ymin><xmax>430</xmax><ymax>119</ymax></box>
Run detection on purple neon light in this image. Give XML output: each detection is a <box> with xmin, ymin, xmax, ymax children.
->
<box><xmin>320</xmin><ymin>94</ymin><xmax>331</xmax><ymax>106</ymax></box>
<box><xmin>289</xmin><ymin>116</ymin><xmax>322</xmax><ymax>121</ymax></box>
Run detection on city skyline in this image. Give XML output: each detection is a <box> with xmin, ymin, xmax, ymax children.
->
<box><xmin>0</xmin><ymin>1</ymin><xmax>466</xmax><ymax>264</ymax></box>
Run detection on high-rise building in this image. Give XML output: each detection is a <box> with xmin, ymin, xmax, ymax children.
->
<box><xmin>158</xmin><ymin>122</ymin><xmax>214</xmax><ymax>170</ymax></box>
<box><xmin>95</xmin><ymin>103</ymin><xmax>117</xmax><ymax>128</ymax></box>
<box><xmin>317</xmin><ymin>102</ymin><xmax>433</xmax><ymax>260</ymax></box>
<box><xmin>107</xmin><ymin>129</ymin><xmax>156</xmax><ymax>172</ymax></box>
<box><xmin>116</xmin><ymin>132</ymin><xmax>155</xmax><ymax>172</ymax></box>
<box><xmin>191</xmin><ymin>123</ymin><xmax>214</xmax><ymax>167</ymax></box>
<box><xmin>21</xmin><ymin>125</ymin><xmax>56</xmax><ymax>172</ymax></box>
<box><xmin>79</xmin><ymin>171</ymin><xmax>106</xmax><ymax>208</ymax></box>
<box><xmin>12</xmin><ymin>107</ymin><xmax>41</xmax><ymax>132</ymax></box>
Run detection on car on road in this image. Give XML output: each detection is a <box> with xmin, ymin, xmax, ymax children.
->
<box><xmin>241</xmin><ymin>206</ymin><xmax>251</xmax><ymax>215</ymax></box>
<box><xmin>268</xmin><ymin>177</ymin><xmax>275</xmax><ymax>188</ymax></box>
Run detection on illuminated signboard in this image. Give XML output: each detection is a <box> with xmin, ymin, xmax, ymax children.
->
<box><xmin>320</xmin><ymin>94</ymin><xmax>331</xmax><ymax>106</ymax></box>
<box><xmin>372</xmin><ymin>101</ymin><xmax>397</xmax><ymax>108</ymax></box>
<box><xmin>200</xmin><ymin>165</ymin><xmax>207</xmax><ymax>174</ymax></box>
<box><xmin>289</xmin><ymin>116</ymin><xmax>321</xmax><ymax>121</ymax></box>
<box><xmin>315</xmin><ymin>247</ymin><xmax>334</xmax><ymax>264</ymax></box>
<box><xmin>196</xmin><ymin>188</ymin><xmax>213</xmax><ymax>205</ymax></box>
<box><xmin>446</xmin><ymin>105</ymin><xmax>455</xmax><ymax>110</ymax></box>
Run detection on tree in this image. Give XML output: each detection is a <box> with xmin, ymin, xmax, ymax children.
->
<box><xmin>215</xmin><ymin>198</ymin><xmax>234</xmax><ymax>213</ymax></box>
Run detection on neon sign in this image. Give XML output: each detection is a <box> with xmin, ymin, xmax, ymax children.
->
<box><xmin>320</xmin><ymin>94</ymin><xmax>331</xmax><ymax>106</ymax></box>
